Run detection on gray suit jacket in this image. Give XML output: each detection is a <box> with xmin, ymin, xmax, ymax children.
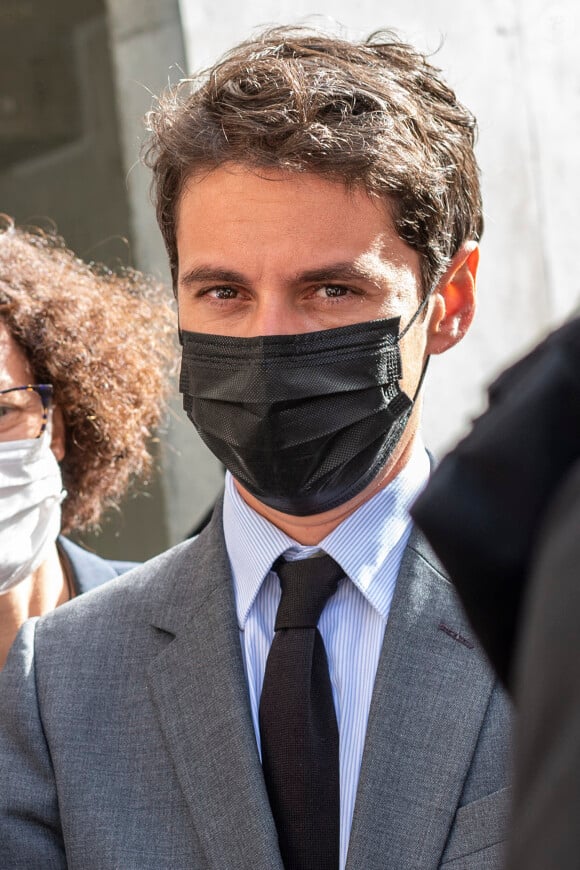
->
<box><xmin>0</xmin><ymin>506</ymin><xmax>511</xmax><ymax>869</ymax></box>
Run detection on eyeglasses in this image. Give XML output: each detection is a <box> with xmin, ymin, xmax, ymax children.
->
<box><xmin>0</xmin><ymin>384</ymin><xmax>53</xmax><ymax>442</ymax></box>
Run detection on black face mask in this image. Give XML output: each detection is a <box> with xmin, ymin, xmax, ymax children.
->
<box><xmin>179</xmin><ymin>304</ymin><xmax>428</xmax><ymax>516</ymax></box>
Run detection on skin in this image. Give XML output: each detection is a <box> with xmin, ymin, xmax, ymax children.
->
<box><xmin>0</xmin><ymin>321</ymin><xmax>67</xmax><ymax>669</ymax></box>
<box><xmin>177</xmin><ymin>163</ymin><xmax>478</xmax><ymax>544</ymax></box>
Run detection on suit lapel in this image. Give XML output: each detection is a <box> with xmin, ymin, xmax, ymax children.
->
<box><xmin>147</xmin><ymin>506</ymin><xmax>283</xmax><ymax>870</ymax></box>
<box><xmin>346</xmin><ymin>528</ymin><xmax>495</xmax><ymax>870</ymax></box>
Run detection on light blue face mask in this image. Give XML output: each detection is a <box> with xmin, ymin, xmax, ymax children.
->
<box><xmin>0</xmin><ymin>426</ymin><xmax>65</xmax><ymax>592</ymax></box>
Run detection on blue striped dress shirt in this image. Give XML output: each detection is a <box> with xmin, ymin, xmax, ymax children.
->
<box><xmin>222</xmin><ymin>443</ymin><xmax>430</xmax><ymax>870</ymax></box>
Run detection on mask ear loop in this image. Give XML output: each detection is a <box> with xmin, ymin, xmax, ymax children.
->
<box><xmin>411</xmin><ymin>356</ymin><xmax>430</xmax><ymax>402</ymax></box>
<box><xmin>398</xmin><ymin>288</ymin><xmax>433</xmax><ymax>340</ymax></box>
<box><xmin>398</xmin><ymin>288</ymin><xmax>434</xmax><ymax>403</ymax></box>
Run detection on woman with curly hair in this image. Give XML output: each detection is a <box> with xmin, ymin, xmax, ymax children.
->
<box><xmin>0</xmin><ymin>217</ymin><xmax>175</xmax><ymax>667</ymax></box>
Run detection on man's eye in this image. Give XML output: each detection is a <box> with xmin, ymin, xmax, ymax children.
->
<box><xmin>317</xmin><ymin>285</ymin><xmax>350</xmax><ymax>298</ymax></box>
<box><xmin>211</xmin><ymin>286</ymin><xmax>238</xmax><ymax>300</ymax></box>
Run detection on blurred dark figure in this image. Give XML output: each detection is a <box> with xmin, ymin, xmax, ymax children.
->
<box><xmin>412</xmin><ymin>315</ymin><xmax>580</xmax><ymax>870</ymax></box>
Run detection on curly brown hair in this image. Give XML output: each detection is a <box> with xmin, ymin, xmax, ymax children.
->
<box><xmin>144</xmin><ymin>25</ymin><xmax>483</xmax><ymax>294</ymax></box>
<box><xmin>0</xmin><ymin>218</ymin><xmax>176</xmax><ymax>533</ymax></box>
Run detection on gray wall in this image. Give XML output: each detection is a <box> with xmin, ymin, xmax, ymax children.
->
<box><xmin>0</xmin><ymin>0</ymin><xmax>222</xmax><ymax>559</ymax></box>
<box><xmin>103</xmin><ymin>0</ymin><xmax>225</xmax><ymax>546</ymax></box>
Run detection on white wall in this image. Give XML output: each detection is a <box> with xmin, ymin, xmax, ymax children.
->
<box><xmin>178</xmin><ymin>0</ymin><xmax>580</xmax><ymax>454</ymax></box>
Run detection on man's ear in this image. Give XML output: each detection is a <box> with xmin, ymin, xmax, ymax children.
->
<box><xmin>50</xmin><ymin>406</ymin><xmax>66</xmax><ymax>462</ymax></box>
<box><xmin>426</xmin><ymin>242</ymin><xmax>479</xmax><ymax>355</ymax></box>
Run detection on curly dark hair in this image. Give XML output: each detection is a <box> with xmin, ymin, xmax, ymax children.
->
<box><xmin>144</xmin><ymin>25</ymin><xmax>483</xmax><ymax>294</ymax></box>
<box><xmin>0</xmin><ymin>218</ymin><xmax>177</xmax><ymax>533</ymax></box>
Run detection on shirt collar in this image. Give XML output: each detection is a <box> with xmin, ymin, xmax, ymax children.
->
<box><xmin>223</xmin><ymin>441</ymin><xmax>430</xmax><ymax>628</ymax></box>
<box><xmin>223</xmin><ymin>476</ymin><xmax>297</xmax><ymax>627</ymax></box>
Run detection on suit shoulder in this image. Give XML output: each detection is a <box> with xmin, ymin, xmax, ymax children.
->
<box><xmin>33</xmin><ymin>536</ymin><xmax>206</xmax><ymax>652</ymax></box>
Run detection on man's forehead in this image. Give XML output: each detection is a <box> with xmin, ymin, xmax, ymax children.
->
<box><xmin>175</xmin><ymin>164</ymin><xmax>410</xmax><ymax>256</ymax></box>
<box><xmin>178</xmin><ymin>162</ymin><xmax>388</xmax><ymax>213</ymax></box>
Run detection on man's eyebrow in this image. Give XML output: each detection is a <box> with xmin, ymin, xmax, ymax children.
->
<box><xmin>179</xmin><ymin>266</ymin><xmax>248</xmax><ymax>287</ymax></box>
<box><xmin>295</xmin><ymin>262</ymin><xmax>382</xmax><ymax>284</ymax></box>
<box><xmin>178</xmin><ymin>261</ymin><xmax>384</xmax><ymax>288</ymax></box>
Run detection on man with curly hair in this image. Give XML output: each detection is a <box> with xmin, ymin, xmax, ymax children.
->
<box><xmin>0</xmin><ymin>27</ymin><xmax>511</xmax><ymax>870</ymax></box>
<box><xmin>0</xmin><ymin>219</ymin><xmax>175</xmax><ymax>668</ymax></box>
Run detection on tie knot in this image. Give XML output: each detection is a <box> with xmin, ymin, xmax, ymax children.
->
<box><xmin>273</xmin><ymin>554</ymin><xmax>343</xmax><ymax>630</ymax></box>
